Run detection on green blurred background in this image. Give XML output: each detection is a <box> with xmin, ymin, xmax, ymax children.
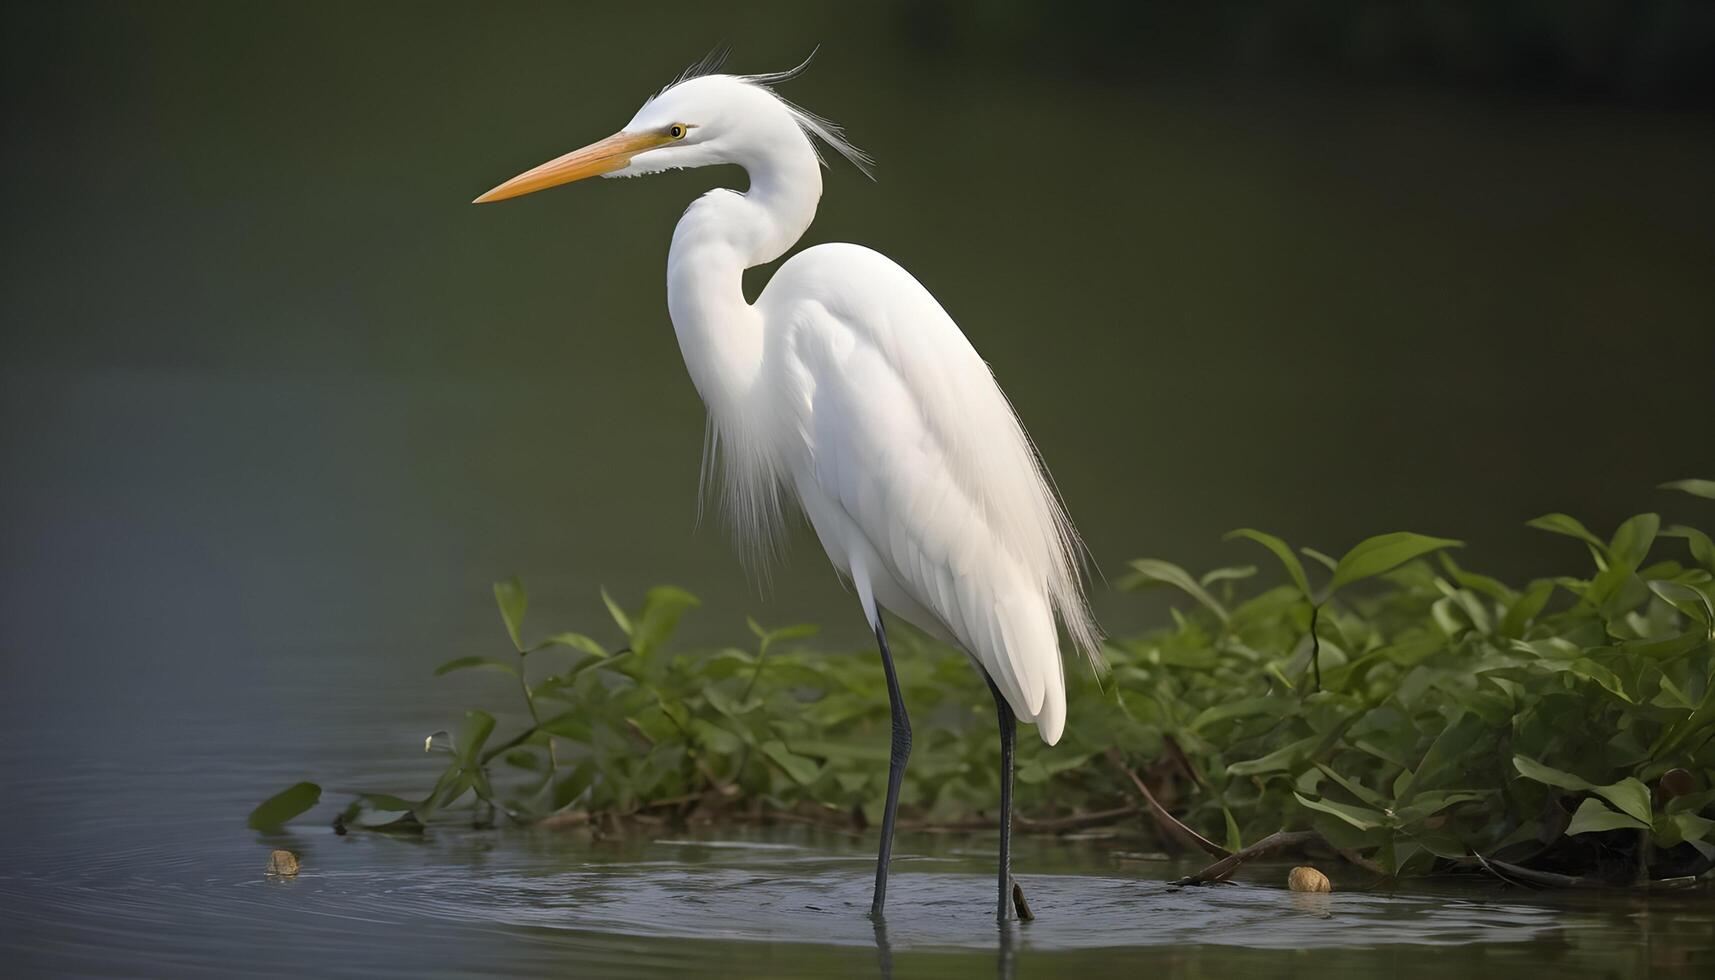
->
<box><xmin>3</xmin><ymin>0</ymin><xmax>1712</xmax><ymax>693</ymax></box>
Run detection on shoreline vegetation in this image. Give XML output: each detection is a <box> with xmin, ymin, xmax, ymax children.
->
<box><xmin>253</xmin><ymin>481</ymin><xmax>1715</xmax><ymax>889</ymax></box>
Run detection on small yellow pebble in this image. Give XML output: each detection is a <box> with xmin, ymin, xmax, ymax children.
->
<box><xmin>266</xmin><ymin>850</ymin><xmax>300</xmax><ymax>877</ymax></box>
<box><xmin>1288</xmin><ymin>866</ymin><xmax>1331</xmax><ymax>892</ymax></box>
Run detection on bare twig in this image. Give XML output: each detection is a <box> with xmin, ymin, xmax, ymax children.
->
<box><xmin>1469</xmin><ymin>853</ymin><xmax>1605</xmax><ymax>890</ymax></box>
<box><xmin>1449</xmin><ymin>853</ymin><xmax>1706</xmax><ymax>890</ymax></box>
<box><xmin>1162</xmin><ymin>735</ymin><xmax>1209</xmax><ymax>791</ymax></box>
<box><xmin>1335</xmin><ymin>846</ymin><xmax>1387</xmax><ymax>876</ymax></box>
<box><xmin>1170</xmin><ymin>830</ymin><xmax>1318</xmax><ymax>885</ymax></box>
<box><xmin>1107</xmin><ymin>749</ymin><xmax>1229</xmax><ymax>858</ymax></box>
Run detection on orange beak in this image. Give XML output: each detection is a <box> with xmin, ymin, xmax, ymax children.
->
<box><xmin>472</xmin><ymin>131</ymin><xmax>673</xmax><ymax>204</ymax></box>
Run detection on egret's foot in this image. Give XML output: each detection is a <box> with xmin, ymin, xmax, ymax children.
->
<box><xmin>1011</xmin><ymin>880</ymin><xmax>1034</xmax><ymax>921</ymax></box>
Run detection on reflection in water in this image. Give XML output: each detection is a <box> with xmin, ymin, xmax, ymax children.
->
<box><xmin>0</xmin><ymin>672</ymin><xmax>1705</xmax><ymax>976</ymax></box>
<box><xmin>877</xmin><ymin>915</ymin><xmax>1019</xmax><ymax>980</ymax></box>
<box><xmin>1290</xmin><ymin>891</ymin><xmax>1335</xmax><ymax>920</ymax></box>
<box><xmin>878</xmin><ymin>915</ymin><xmax>1020</xmax><ymax>980</ymax></box>
<box><xmin>413</xmin><ymin>845</ymin><xmax>1559</xmax><ymax>951</ymax></box>
<box><xmin>872</xmin><ymin>916</ymin><xmax>892</xmax><ymax>978</ymax></box>
<box><xmin>996</xmin><ymin>920</ymin><xmax>1019</xmax><ymax>980</ymax></box>
<box><xmin>4</xmin><ymin>801</ymin><xmax>1715</xmax><ymax>978</ymax></box>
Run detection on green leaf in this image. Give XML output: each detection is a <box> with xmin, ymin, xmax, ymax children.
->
<box><xmin>417</xmin><ymin>765</ymin><xmax>470</xmax><ymax>820</ymax></box>
<box><xmin>502</xmin><ymin>749</ymin><xmax>542</xmax><ymax>771</ymax></box>
<box><xmin>248</xmin><ymin>782</ymin><xmax>321</xmax><ymax>830</ymax></box>
<box><xmin>1662</xmin><ymin>524</ymin><xmax>1715</xmax><ymax>571</ymax></box>
<box><xmin>468</xmin><ymin>764</ymin><xmax>495</xmax><ymax>803</ymax></box>
<box><xmin>1313</xmin><ymin>762</ymin><xmax>1387</xmax><ymax>808</ymax></box>
<box><xmin>767</xmin><ymin>623</ymin><xmax>819</xmax><ymax>644</ymax></box>
<box><xmin>1566</xmin><ymin>797</ymin><xmax>1649</xmax><ymax>835</ymax></box>
<box><xmin>1199</xmin><ymin>565</ymin><xmax>1257</xmax><ymax>587</ymax></box>
<box><xmin>1593</xmin><ymin>777</ymin><xmax>1653</xmax><ymax>826</ymax></box>
<box><xmin>704</xmin><ymin>686</ymin><xmax>763</xmax><ymax>720</ymax></box>
<box><xmin>1409</xmin><ymin>830</ymin><xmax>1471</xmax><ymax>860</ymax></box>
<box><xmin>747</xmin><ymin>618</ymin><xmax>819</xmax><ymax>655</ymax></box>
<box><xmin>1189</xmin><ymin>696</ymin><xmax>1294</xmax><ymax>731</ymax></box>
<box><xmin>1327</xmin><ymin>532</ymin><xmax>1463</xmax><ymax>595</ymax></box>
<box><xmin>1512</xmin><ymin>755</ymin><xmax>1651</xmax><ymax>824</ymax></box>
<box><xmin>1500</xmin><ymin>579</ymin><xmax>1555</xmax><ymax>639</ymax></box>
<box><xmin>1564</xmin><ymin>658</ymin><xmax>1633</xmax><ymax>703</ymax></box>
<box><xmin>633</xmin><ymin>586</ymin><xmax>700</xmax><ymax>656</ymax></box>
<box><xmin>552</xmin><ymin>763</ymin><xmax>595</xmax><ymax>810</ymax></box>
<box><xmin>1656</xmin><ymin>685</ymin><xmax>1715</xmax><ymax>757</ymax></box>
<box><xmin>1439</xmin><ymin>552</ymin><xmax>1518</xmax><ymax>604</ymax></box>
<box><xmin>1225</xmin><ymin>528</ymin><xmax>1311</xmax><ymax>598</ymax></box>
<box><xmin>541</xmin><ymin>710</ymin><xmax>596</xmax><ymax>741</ymax></box>
<box><xmin>493</xmin><ymin>576</ymin><xmax>528</xmax><ymax>652</ymax></box>
<box><xmin>1398</xmin><ymin>711</ymin><xmax>1490</xmax><ymax>801</ymax></box>
<box><xmin>340</xmin><ymin>795</ymin><xmax>424</xmax><ymax>833</ymax></box>
<box><xmin>1659</xmin><ymin>478</ymin><xmax>1715</xmax><ymax>500</ymax></box>
<box><xmin>1608</xmin><ymin>513</ymin><xmax>1660</xmax><ymax>569</ymax></box>
<box><xmin>1300</xmin><ymin>547</ymin><xmax>1338</xmax><ymax>572</ymax></box>
<box><xmin>531</xmin><ymin>632</ymin><xmax>608</xmax><ymax>658</ymax></box>
<box><xmin>455</xmin><ymin>710</ymin><xmax>496</xmax><ymax>767</ymax></box>
<box><xmin>1222</xmin><ymin>807</ymin><xmax>1243</xmax><ymax>852</ymax></box>
<box><xmin>1527</xmin><ymin>514</ymin><xmax>1609</xmax><ymax>559</ymax></box>
<box><xmin>690</xmin><ymin>719</ymin><xmax>744</xmax><ymax>755</ymax></box>
<box><xmin>433</xmin><ymin>656</ymin><xmax>519</xmax><ymax>678</ymax></box>
<box><xmin>355</xmin><ymin>792</ymin><xmax>417</xmax><ymax>812</ymax></box>
<box><xmin>601</xmin><ymin>587</ymin><xmax>632</xmax><ymax>636</ymax></box>
<box><xmin>1227</xmin><ymin>735</ymin><xmax>1317</xmax><ymax>776</ymax></box>
<box><xmin>760</xmin><ymin>739</ymin><xmax>820</xmax><ymax>784</ymax></box>
<box><xmin>1649</xmin><ymin>580</ymin><xmax>1714</xmax><ymax>629</ymax></box>
<box><xmin>1658</xmin><ymin>811</ymin><xmax>1715</xmax><ymax>847</ymax></box>
<box><xmin>1120</xmin><ymin>559</ymin><xmax>1228</xmax><ymax>621</ymax></box>
<box><xmin>1512</xmin><ymin>754</ymin><xmax>1593</xmax><ymax>792</ymax></box>
<box><xmin>1393</xmin><ymin>791</ymin><xmax>1484</xmax><ymax>826</ymax></box>
<box><xmin>1293</xmin><ymin>792</ymin><xmax>1385</xmax><ymax>830</ymax></box>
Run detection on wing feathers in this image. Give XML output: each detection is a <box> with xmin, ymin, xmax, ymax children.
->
<box><xmin>770</xmin><ymin>244</ymin><xmax>1096</xmax><ymax>740</ymax></box>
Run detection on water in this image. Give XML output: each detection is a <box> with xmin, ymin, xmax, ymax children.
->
<box><xmin>2</xmin><ymin>643</ymin><xmax>1712</xmax><ymax>977</ymax></box>
<box><xmin>6</xmin><ymin>749</ymin><xmax>1713</xmax><ymax>980</ymax></box>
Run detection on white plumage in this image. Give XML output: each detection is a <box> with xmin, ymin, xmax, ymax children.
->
<box><xmin>474</xmin><ymin>55</ymin><xmax>1099</xmax><ymax>916</ymax></box>
<box><xmin>766</xmin><ymin>243</ymin><xmax>1095</xmax><ymax>743</ymax></box>
<box><xmin>637</xmin><ymin>71</ymin><xmax>1100</xmax><ymax>744</ymax></box>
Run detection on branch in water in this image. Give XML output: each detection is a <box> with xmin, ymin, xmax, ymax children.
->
<box><xmin>1170</xmin><ymin>830</ymin><xmax>1320</xmax><ymax>885</ymax></box>
<box><xmin>1107</xmin><ymin>749</ymin><xmax>1230</xmax><ymax>858</ymax></box>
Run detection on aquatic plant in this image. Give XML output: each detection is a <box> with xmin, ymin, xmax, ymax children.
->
<box><xmin>252</xmin><ymin>481</ymin><xmax>1715</xmax><ymax>886</ymax></box>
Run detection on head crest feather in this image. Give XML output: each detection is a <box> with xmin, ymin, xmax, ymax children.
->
<box><xmin>651</xmin><ymin>46</ymin><xmax>876</xmax><ymax>180</ymax></box>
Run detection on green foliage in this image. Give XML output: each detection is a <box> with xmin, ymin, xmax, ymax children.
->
<box><xmin>248</xmin><ymin>781</ymin><xmax>321</xmax><ymax>830</ymax></box>
<box><xmin>259</xmin><ymin>489</ymin><xmax>1715</xmax><ymax>882</ymax></box>
<box><xmin>1107</xmin><ymin>501</ymin><xmax>1714</xmax><ymax>881</ymax></box>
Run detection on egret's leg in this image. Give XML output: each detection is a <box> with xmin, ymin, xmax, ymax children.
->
<box><xmin>870</xmin><ymin>618</ymin><xmax>911</xmax><ymax>918</ymax></box>
<box><xmin>984</xmin><ymin>673</ymin><xmax>1017</xmax><ymax>921</ymax></box>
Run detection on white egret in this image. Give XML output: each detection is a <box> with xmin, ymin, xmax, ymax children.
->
<box><xmin>474</xmin><ymin>54</ymin><xmax>1101</xmax><ymax>921</ymax></box>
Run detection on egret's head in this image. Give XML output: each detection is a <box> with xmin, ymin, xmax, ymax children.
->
<box><xmin>472</xmin><ymin>52</ymin><xmax>871</xmax><ymax>205</ymax></box>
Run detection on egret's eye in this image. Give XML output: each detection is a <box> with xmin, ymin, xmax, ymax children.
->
<box><xmin>668</xmin><ymin>124</ymin><xmax>687</xmax><ymax>140</ymax></box>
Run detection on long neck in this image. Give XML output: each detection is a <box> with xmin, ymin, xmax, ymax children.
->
<box><xmin>665</xmin><ymin>139</ymin><xmax>821</xmax><ymax>423</ymax></box>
